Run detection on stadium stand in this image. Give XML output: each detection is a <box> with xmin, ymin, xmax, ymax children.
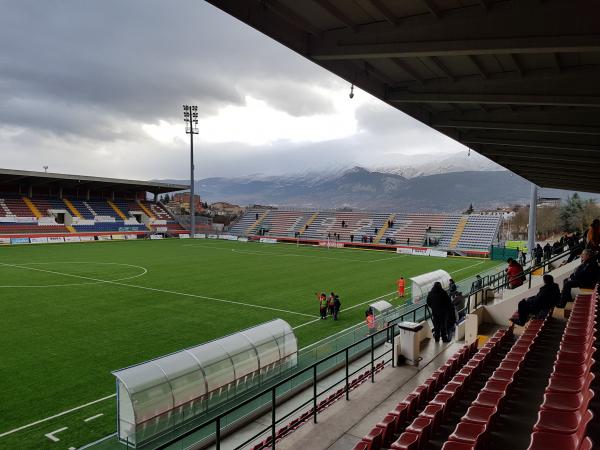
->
<box><xmin>229</xmin><ymin>209</ymin><xmax>501</xmax><ymax>253</ymax></box>
<box><xmin>456</xmin><ymin>216</ymin><xmax>503</xmax><ymax>251</ymax></box>
<box><xmin>0</xmin><ymin>196</ymin><xmax>32</xmax><ymax>217</ymax></box>
<box><xmin>344</xmin><ymin>284</ymin><xmax>598</xmax><ymax>450</ymax></box>
<box><xmin>259</xmin><ymin>210</ymin><xmax>311</xmax><ymax>238</ymax></box>
<box><xmin>0</xmin><ymin>169</ymin><xmax>188</xmax><ymax>238</ymax></box>
<box><xmin>228</xmin><ymin>208</ymin><xmax>267</xmax><ymax>235</ymax></box>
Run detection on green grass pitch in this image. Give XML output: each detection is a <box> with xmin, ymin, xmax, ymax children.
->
<box><xmin>0</xmin><ymin>238</ymin><xmax>501</xmax><ymax>449</ymax></box>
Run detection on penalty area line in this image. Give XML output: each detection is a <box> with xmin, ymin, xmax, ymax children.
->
<box><xmin>0</xmin><ymin>394</ymin><xmax>115</xmax><ymax>439</ymax></box>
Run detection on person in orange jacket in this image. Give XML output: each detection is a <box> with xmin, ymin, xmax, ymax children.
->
<box><xmin>397</xmin><ymin>277</ymin><xmax>406</xmax><ymax>298</ymax></box>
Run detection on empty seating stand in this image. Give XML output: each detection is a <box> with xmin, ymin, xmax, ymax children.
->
<box><xmin>228</xmin><ymin>209</ymin><xmax>500</xmax><ymax>252</ymax></box>
<box><xmin>352</xmin><ymin>338</ymin><xmax>487</xmax><ymax>450</ymax></box>
<box><xmin>527</xmin><ymin>292</ymin><xmax>597</xmax><ymax>450</ymax></box>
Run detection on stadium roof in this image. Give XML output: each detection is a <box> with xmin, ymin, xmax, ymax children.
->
<box><xmin>0</xmin><ymin>168</ymin><xmax>188</xmax><ymax>194</ymax></box>
<box><xmin>207</xmin><ymin>0</ymin><xmax>600</xmax><ymax>194</ymax></box>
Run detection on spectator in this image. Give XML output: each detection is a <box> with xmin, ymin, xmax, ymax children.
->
<box><xmin>374</xmin><ymin>227</ymin><xmax>378</xmax><ymax>235</ymax></box>
<box><xmin>511</xmin><ymin>274</ymin><xmax>561</xmax><ymax>326</ymax></box>
<box><xmin>448</xmin><ymin>278</ymin><xmax>457</xmax><ymax>296</ymax></box>
<box><xmin>471</xmin><ymin>274</ymin><xmax>483</xmax><ymax>293</ymax></box>
<box><xmin>350</xmin><ymin>234</ymin><xmax>354</xmax><ymax>243</ymax></box>
<box><xmin>452</xmin><ymin>291</ymin><xmax>466</xmax><ymax>321</ymax></box>
<box><xmin>543</xmin><ymin>242</ymin><xmax>552</xmax><ymax>263</ymax></box>
<box><xmin>586</xmin><ymin>219</ymin><xmax>600</xmax><ymax>253</ymax></box>
<box><xmin>407</xmin><ymin>238</ymin><xmax>410</xmax><ymax>246</ymax></box>
<box><xmin>506</xmin><ymin>257</ymin><xmax>525</xmax><ymax>289</ymax></box>
<box><xmin>534</xmin><ymin>244</ymin><xmax>543</xmax><ymax>266</ymax></box>
<box><xmin>519</xmin><ymin>249</ymin><xmax>527</xmax><ymax>267</ymax></box>
<box><xmin>559</xmin><ymin>249</ymin><xmax>600</xmax><ymax>307</ymax></box>
<box><xmin>255</xmin><ymin>212</ymin><xmax>259</xmax><ymax>220</ymax></box>
<box><xmin>369</xmin><ymin>236</ymin><xmax>373</xmax><ymax>243</ymax></box>
<box><xmin>426</xmin><ymin>282</ymin><xmax>455</xmax><ymax>343</ymax></box>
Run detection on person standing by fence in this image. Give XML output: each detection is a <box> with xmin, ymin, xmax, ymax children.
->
<box><xmin>397</xmin><ymin>277</ymin><xmax>406</xmax><ymax>298</ymax></box>
<box><xmin>366</xmin><ymin>309</ymin><xmax>376</xmax><ymax>335</ymax></box>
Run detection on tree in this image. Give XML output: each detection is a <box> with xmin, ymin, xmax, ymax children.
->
<box><xmin>559</xmin><ymin>193</ymin><xmax>584</xmax><ymax>232</ymax></box>
<box><xmin>465</xmin><ymin>203</ymin><xmax>474</xmax><ymax>214</ymax></box>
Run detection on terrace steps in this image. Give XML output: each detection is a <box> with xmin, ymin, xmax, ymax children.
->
<box><xmin>449</xmin><ymin>216</ymin><xmax>468</xmax><ymax>249</ymax></box>
<box><xmin>137</xmin><ymin>200</ymin><xmax>155</xmax><ymax>219</ymax></box>
<box><xmin>63</xmin><ymin>198</ymin><xmax>82</xmax><ymax>218</ymax></box>
<box><xmin>107</xmin><ymin>200</ymin><xmax>127</xmax><ymax>220</ymax></box>
<box><xmin>299</xmin><ymin>212</ymin><xmax>319</xmax><ymax>235</ymax></box>
<box><xmin>22</xmin><ymin>197</ymin><xmax>42</xmax><ymax>219</ymax></box>
<box><xmin>66</xmin><ymin>225</ymin><xmax>76</xmax><ymax>233</ymax></box>
<box><xmin>374</xmin><ymin>213</ymin><xmax>395</xmax><ymax>244</ymax></box>
<box><xmin>246</xmin><ymin>211</ymin><xmax>269</xmax><ymax>235</ymax></box>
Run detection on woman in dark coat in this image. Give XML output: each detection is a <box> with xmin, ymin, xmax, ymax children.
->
<box><xmin>426</xmin><ymin>281</ymin><xmax>456</xmax><ymax>343</ymax></box>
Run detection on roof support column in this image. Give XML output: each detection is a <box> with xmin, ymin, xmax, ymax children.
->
<box><xmin>527</xmin><ymin>183</ymin><xmax>538</xmax><ymax>262</ymax></box>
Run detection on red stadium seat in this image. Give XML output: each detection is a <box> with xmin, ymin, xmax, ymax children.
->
<box><xmin>362</xmin><ymin>426</ymin><xmax>383</xmax><ymax>450</ymax></box>
<box><xmin>390</xmin><ymin>432</ymin><xmax>420</xmax><ymax>450</ymax></box>
<box><xmin>405</xmin><ymin>417</ymin><xmax>432</xmax><ymax>449</ymax></box>
<box><xmin>448</xmin><ymin>422</ymin><xmax>487</xmax><ymax>447</ymax></box>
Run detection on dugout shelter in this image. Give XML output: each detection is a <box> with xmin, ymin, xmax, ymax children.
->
<box><xmin>410</xmin><ymin>269</ymin><xmax>451</xmax><ymax>304</ymax></box>
<box><xmin>112</xmin><ymin>319</ymin><xmax>297</xmax><ymax>447</ymax></box>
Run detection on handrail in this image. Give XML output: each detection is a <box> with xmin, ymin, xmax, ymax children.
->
<box><xmin>458</xmin><ymin>242</ymin><xmax>583</xmax><ymax>317</ymax></box>
<box><xmin>145</xmin><ymin>243</ymin><xmax>582</xmax><ymax>449</ymax></box>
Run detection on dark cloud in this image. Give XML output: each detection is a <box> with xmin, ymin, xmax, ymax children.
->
<box><xmin>0</xmin><ymin>0</ymin><xmax>461</xmax><ymax>179</ymax></box>
<box><xmin>0</xmin><ymin>0</ymin><xmax>338</xmax><ymax>139</ymax></box>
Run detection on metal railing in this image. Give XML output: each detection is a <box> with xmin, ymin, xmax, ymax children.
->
<box><xmin>132</xmin><ymin>244</ymin><xmax>581</xmax><ymax>450</ymax></box>
<box><xmin>149</xmin><ymin>305</ymin><xmax>433</xmax><ymax>450</ymax></box>
<box><xmin>458</xmin><ymin>243</ymin><xmax>582</xmax><ymax>317</ymax></box>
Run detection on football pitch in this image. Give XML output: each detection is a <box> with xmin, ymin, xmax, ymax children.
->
<box><xmin>0</xmin><ymin>239</ymin><xmax>501</xmax><ymax>449</ymax></box>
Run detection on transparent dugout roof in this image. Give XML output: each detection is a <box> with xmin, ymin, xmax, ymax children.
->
<box><xmin>112</xmin><ymin>318</ymin><xmax>297</xmax><ymax>446</ymax></box>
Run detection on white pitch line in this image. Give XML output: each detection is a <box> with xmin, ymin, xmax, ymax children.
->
<box><xmin>84</xmin><ymin>413</ymin><xmax>104</xmax><ymax>422</ymax></box>
<box><xmin>292</xmin><ymin>261</ymin><xmax>488</xmax><ymax>329</ymax></box>
<box><xmin>0</xmin><ymin>395</ymin><xmax>115</xmax><ymax>439</ymax></box>
<box><xmin>44</xmin><ymin>427</ymin><xmax>68</xmax><ymax>442</ymax></box>
<box><xmin>0</xmin><ymin>258</ymin><xmax>493</xmax><ymax>441</ymax></box>
<box><xmin>0</xmin><ymin>262</ymin><xmax>316</xmax><ymax>319</ymax></box>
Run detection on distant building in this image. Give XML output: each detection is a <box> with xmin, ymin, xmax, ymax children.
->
<box><xmin>538</xmin><ymin>197</ymin><xmax>561</xmax><ymax>208</ymax></box>
<box><xmin>172</xmin><ymin>193</ymin><xmax>203</xmax><ymax>213</ymax></box>
<box><xmin>478</xmin><ymin>208</ymin><xmax>515</xmax><ymax>221</ymax></box>
<box><xmin>211</xmin><ymin>202</ymin><xmax>243</xmax><ymax>216</ymax></box>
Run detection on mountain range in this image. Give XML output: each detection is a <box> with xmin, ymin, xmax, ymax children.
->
<box><xmin>157</xmin><ymin>168</ymin><xmax>600</xmax><ymax>213</ymax></box>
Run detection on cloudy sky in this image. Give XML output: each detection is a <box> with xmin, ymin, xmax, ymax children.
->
<box><xmin>0</xmin><ymin>0</ymin><xmax>467</xmax><ymax>180</ymax></box>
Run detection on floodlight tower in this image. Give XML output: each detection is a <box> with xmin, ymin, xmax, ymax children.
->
<box><xmin>183</xmin><ymin>105</ymin><xmax>199</xmax><ymax>238</ymax></box>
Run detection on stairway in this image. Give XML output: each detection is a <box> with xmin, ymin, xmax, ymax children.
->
<box><xmin>66</xmin><ymin>225</ymin><xmax>76</xmax><ymax>233</ymax></box>
<box><xmin>22</xmin><ymin>197</ymin><xmax>42</xmax><ymax>218</ymax></box>
<box><xmin>299</xmin><ymin>212</ymin><xmax>319</xmax><ymax>235</ymax></box>
<box><xmin>137</xmin><ymin>200</ymin><xmax>156</xmax><ymax>219</ymax></box>
<box><xmin>245</xmin><ymin>211</ymin><xmax>269</xmax><ymax>235</ymax></box>
<box><xmin>449</xmin><ymin>216</ymin><xmax>468</xmax><ymax>248</ymax></box>
<box><xmin>63</xmin><ymin>198</ymin><xmax>82</xmax><ymax>218</ymax></box>
<box><xmin>107</xmin><ymin>200</ymin><xmax>127</xmax><ymax>220</ymax></box>
<box><xmin>374</xmin><ymin>213</ymin><xmax>396</xmax><ymax>244</ymax></box>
